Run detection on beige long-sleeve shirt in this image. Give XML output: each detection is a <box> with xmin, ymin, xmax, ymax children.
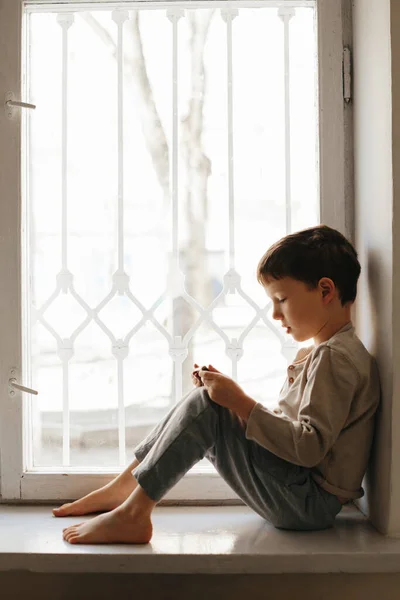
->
<box><xmin>245</xmin><ymin>322</ymin><xmax>380</xmax><ymax>500</ymax></box>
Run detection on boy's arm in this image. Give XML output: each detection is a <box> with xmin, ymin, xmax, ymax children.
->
<box><xmin>244</xmin><ymin>347</ymin><xmax>360</xmax><ymax>468</ymax></box>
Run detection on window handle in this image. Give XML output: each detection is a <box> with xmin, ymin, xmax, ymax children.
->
<box><xmin>6</xmin><ymin>99</ymin><xmax>36</xmax><ymax>110</ymax></box>
<box><xmin>8</xmin><ymin>369</ymin><xmax>38</xmax><ymax>397</ymax></box>
<box><xmin>9</xmin><ymin>379</ymin><xmax>38</xmax><ymax>396</ymax></box>
<box><xmin>5</xmin><ymin>92</ymin><xmax>36</xmax><ymax>119</ymax></box>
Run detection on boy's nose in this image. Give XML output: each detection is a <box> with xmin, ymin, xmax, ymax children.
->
<box><xmin>272</xmin><ymin>308</ymin><xmax>283</xmax><ymax>321</ymax></box>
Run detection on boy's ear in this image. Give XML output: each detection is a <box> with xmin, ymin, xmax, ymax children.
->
<box><xmin>319</xmin><ymin>277</ymin><xmax>335</xmax><ymax>299</ymax></box>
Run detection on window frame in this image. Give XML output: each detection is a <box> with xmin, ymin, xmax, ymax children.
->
<box><xmin>0</xmin><ymin>0</ymin><xmax>352</xmax><ymax>502</ymax></box>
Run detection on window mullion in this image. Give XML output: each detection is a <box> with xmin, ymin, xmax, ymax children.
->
<box><xmin>56</xmin><ymin>13</ymin><xmax>74</xmax><ymax>466</ymax></box>
<box><xmin>317</xmin><ymin>0</ymin><xmax>349</xmax><ymax>237</ymax></box>
<box><xmin>278</xmin><ymin>6</ymin><xmax>295</xmax><ymax>236</ymax></box>
<box><xmin>112</xmin><ymin>9</ymin><xmax>129</xmax><ymax>467</ymax></box>
<box><xmin>0</xmin><ymin>0</ymin><xmax>24</xmax><ymax>500</ymax></box>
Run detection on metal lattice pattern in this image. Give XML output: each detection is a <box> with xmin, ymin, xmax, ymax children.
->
<box><xmin>26</xmin><ymin>2</ymin><xmax>316</xmax><ymax>466</ymax></box>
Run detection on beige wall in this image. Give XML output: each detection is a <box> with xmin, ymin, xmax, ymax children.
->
<box><xmin>389</xmin><ymin>0</ymin><xmax>400</xmax><ymax>538</ymax></box>
<box><xmin>353</xmin><ymin>0</ymin><xmax>400</xmax><ymax>535</ymax></box>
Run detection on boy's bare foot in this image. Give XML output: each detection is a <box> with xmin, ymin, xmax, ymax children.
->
<box><xmin>53</xmin><ymin>473</ymin><xmax>137</xmax><ymax>517</ymax></box>
<box><xmin>62</xmin><ymin>506</ymin><xmax>153</xmax><ymax>545</ymax></box>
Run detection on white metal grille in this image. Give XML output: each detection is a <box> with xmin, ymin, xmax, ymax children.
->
<box><xmin>23</xmin><ymin>1</ymin><xmax>319</xmax><ymax>470</ymax></box>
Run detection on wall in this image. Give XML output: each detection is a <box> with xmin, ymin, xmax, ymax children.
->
<box><xmin>389</xmin><ymin>0</ymin><xmax>400</xmax><ymax>539</ymax></box>
<box><xmin>353</xmin><ymin>0</ymin><xmax>400</xmax><ymax>535</ymax></box>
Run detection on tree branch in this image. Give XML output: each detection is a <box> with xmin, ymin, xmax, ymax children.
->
<box><xmin>80</xmin><ymin>11</ymin><xmax>170</xmax><ymax>205</ymax></box>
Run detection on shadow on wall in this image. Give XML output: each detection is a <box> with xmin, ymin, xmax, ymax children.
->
<box><xmin>367</xmin><ymin>250</ymin><xmax>380</xmax><ymax>354</ymax></box>
<box><xmin>357</xmin><ymin>249</ymin><xmax>390</xmax><ymax>534</ymax></box>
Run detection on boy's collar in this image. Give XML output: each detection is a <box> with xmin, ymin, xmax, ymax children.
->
<box><xmin>333</xmin><ymin>321</ymin><xmax>353</xmax><ymax>336</ymax></box>
<box><xmin>293</xmin><ymin>322</ymin><xmax>354</xmax><ymax>362</ymax></box>
<box><xmin>313</xmin><ymin>320</ymin><xmax>354</xmax><ymax>348</ymax></box>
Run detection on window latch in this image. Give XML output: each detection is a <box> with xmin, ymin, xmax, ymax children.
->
<box><xmin>5</xmin><ymin>92</ymin><xmax>36</xmax><ymax>120</ymax></box>
<box><xmin>8</xmin><ymin>368</ymin><xmax>38</xmax><ymax>397</ymax></box>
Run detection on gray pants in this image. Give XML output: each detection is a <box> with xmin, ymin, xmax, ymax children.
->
<box><xmin>132</xmin><ymin>387</ymin><xmax>343</xmax><ymax>531</ymax></box>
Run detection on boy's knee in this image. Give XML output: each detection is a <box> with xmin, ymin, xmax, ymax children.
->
<box><xmin>183</xmin><ymin>386</ymin><xmax>218</xmax><ymax>413</ymax></box>
<box><xmin>184</xmin><ymin>388</ymin><xmax>238</xmax><ymax>423</ymax></box>
<box><xmin>174</xmin><ymin>387</ymin><xmax>219</xmax><ymax>429</ymax></box>
<box><xmin>186</xmin><ymin>385</ymin><xmax>212</xmax><ymax>404</ymax></box>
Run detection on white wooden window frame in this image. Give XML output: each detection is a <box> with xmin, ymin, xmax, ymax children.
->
<box><xmin>0</xmin><ymin>0</ymin><xmax>351</xmax><ymax>502</ymax></box>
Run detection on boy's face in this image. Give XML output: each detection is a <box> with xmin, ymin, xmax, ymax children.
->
<box><xmin>262</xmin><ymin>276</ymin><xmax>331</xmax><ymax>343</ymax></box>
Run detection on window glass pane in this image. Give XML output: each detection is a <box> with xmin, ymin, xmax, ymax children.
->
<box><xmin>24</xmin><ymin>3</ymin><xmax>317</xmax><ymax>470</ymax></box>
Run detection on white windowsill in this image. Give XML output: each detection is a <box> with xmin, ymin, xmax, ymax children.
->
<box><xmin>0</xmin><ymin>503</ymin><xmax>399</xmax><ymax>575</ymax></box>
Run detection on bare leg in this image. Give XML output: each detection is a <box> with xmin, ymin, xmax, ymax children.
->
<box><xmin>53</xmin><ymin>457</ymin><xmax>140</xmax><ymax>517</ymax></box>
<box><xmin>60</xmin><ymin>387</ymin><xmax>213</xmax><ymax>542</ymax></box>
<box><xmin>63</xmin><ymin>482</ymin><xmax>156</xmax><ymax>545</ymax></box>
<box><xmin>54</xmin><ymin>389</ymin><xmax>196</xmax><ymax>518</ymax></box>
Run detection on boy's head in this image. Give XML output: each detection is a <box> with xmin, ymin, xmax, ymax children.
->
<box><xmin>257</xmin><ymin>225</ymin><xmax>361</xmax><ymax>343</ymax></box>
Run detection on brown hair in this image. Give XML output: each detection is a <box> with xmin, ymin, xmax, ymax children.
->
<box><xmin>256</xmin><ymin>225</ymin><xmax>361</xmax><ymax>305</ymax></box>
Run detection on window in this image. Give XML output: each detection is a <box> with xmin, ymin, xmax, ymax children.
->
<box><xmin>0</xmin><ymin>0</ymin><xmax>350</xmax><ymax>501</ymax></box>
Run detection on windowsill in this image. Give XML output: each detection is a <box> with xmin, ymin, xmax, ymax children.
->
<box><xmin>0</xmin><ymin>503</ymin><xmax>399</xmax><ymax>574</ymax></box>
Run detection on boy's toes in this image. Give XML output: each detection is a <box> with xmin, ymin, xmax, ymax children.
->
<box><xmin>63</xmin><ymin>523</ymin><xmax>84</xmax><ymax>538</ymax></box>
<box><xmin>53</xmin><ymin>503</ymin><xmax>72</xmax><ymax>517</ymax></box>
<box><xmin>67</xmin><ymin>535</ymin><xmax>79</xmax><ymax>544</ymax></box>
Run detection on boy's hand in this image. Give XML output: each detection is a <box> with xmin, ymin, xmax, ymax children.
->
<box><xmin>199</xmin><ymin>364</ymin><xmax>257</xmax><ymax>422</ymax></box>
<box><xmin>191</xmin><ymin>363</ymin><xmax>204</xmax><ymax>388</ymax></box>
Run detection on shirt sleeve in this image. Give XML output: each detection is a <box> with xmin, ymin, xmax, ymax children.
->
<box><xmin>245</xmin><ymin>346</ymin><xmax>360</xmax><ymax>468</ymax></box>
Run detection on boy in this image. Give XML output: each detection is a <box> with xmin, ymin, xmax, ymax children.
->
<box><xmin>54</xmin><ymin>225</ymin><xmax>380</xmax><ymax>543</ymax></box>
